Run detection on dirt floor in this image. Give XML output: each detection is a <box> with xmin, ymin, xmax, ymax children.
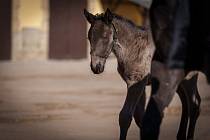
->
<box><xmin>0</xmin><ymin>60</ymin><xmax>209</xmax><ymax>140</ymax></box>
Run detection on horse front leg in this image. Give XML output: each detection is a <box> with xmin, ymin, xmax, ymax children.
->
<box><xmin>134</xmin><ymin>88</ymin><xmax>146</xmax><ymax>128</ymax></box>
<box><xmin>141</xmin><ymin>61</ymin><xmax>185</xmax><ymax>140</ymax></box>
<box><xmin>119</xmin><ymin>76</ymin><xmax>148</xmax><ymax>140</ymax></box>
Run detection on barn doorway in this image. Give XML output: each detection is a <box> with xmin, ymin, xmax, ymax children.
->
<box><xmin>49</xmin><ymin>0</ymin><xmax>87</xmax><ymax>59</ymax></box>
<box><xmin>0</xmin><ymin>0</ymin><xmax>12</xmax><ymax>60</ymax></box>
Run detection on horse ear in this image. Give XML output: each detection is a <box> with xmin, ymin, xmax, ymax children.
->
<box><xmin>104</xmin><ymin>8</ymin><xmax>113</xmax><ymax>24</ymax></box>
<box><xmin>84</xmin><ymin>9</ymin><xmax>95</xmax><ymax>24</ymax></box>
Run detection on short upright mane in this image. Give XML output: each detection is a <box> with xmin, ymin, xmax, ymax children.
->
<box><xmin>94</xmin><ymin>13</ymin><xmax>146</xmax><ymax>31</ymax></box>
<box><xmin>112</xmin><ymin>14</ymin><xmax>146</xmax><ymax>30</ymax></box>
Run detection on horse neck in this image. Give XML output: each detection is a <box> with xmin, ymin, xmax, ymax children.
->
<box><xmin>111</xmin><ymin>18</ymin><xmax>136</xmax><ymax>62</ymax></box>
<box><xmin>112</xmin><ymin>17</ymin><xmax>150</xmax><ymax>63</ymax></box>
<box><xmin>112</xmin><ymin>18</ymin><xmax>137</xmax><ymax>47</ymax></box>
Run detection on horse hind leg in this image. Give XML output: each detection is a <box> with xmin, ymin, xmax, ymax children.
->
<box><xmin>177</xmin><ymin>72</ymin><xmax>201</xmax><ymax>140</ymax></box>
<box><xmin>184</xmin><ymin>73</ymin><xmax>201</xmax><ymax>140</ymax></box>
<box><xmin>176</xmin><ymin>82</ymin><xmax>190</xmax><ymax>140</ymax></box>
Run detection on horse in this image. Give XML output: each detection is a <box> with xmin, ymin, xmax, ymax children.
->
<box><xmin>141</xmin><ymin>0</ymin><xmax>202</xmax><ymax>140</ymax></box>
<box><xmin>84</xmin><ymin>8</ymin><xmax>201</xmax><ymax>140</ymax></box>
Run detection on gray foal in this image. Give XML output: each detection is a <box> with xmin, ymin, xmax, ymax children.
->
<box><xmin>84</xmin><ymin>8</ymin><xmax>153</xmax><ymax>140</ymax></box>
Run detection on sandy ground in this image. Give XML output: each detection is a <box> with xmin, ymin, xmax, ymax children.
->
<box><xmin>0</xmin><ymin>60</ymin><xmax>209</xmax><ymax>140</ymax></box>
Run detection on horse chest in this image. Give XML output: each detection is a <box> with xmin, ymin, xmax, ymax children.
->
<box><xmin>117</xmin><ymin>63</ymin><xmax>127</xmax><ymax>81</ymax></box>
<box><xmin>117</xmin><ymin>62</ymin><xmax>146</xmax><ymax>83</ymax></box>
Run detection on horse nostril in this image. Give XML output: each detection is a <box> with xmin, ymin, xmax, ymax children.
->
<box><xmin>96</xmin><ymin>63</ymin><xmax>101</xmax><ymax>71</ymax></box>
<box><xmin>90</xmin><ymin>62</ymin><xmax>103</xmax><ymax>74</ymax></box>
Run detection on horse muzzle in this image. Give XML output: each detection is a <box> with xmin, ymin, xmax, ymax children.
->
<box><xmin>91</xmin><ymin>63</ymin><xmax>104</xmax><ymax>74</ymax></box>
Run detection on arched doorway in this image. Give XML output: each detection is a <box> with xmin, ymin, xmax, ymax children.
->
<box><xmin>49</xmin><ymin>0</ymin><xmax>87</xmax><ymax>59</ymax></box>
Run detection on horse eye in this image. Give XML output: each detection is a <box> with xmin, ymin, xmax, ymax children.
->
<box><xmin>103</xmin><ymin>36</ymin><xmax>108</xmax><ymax>39</ymax></box>
<box><xmin>102</xmin><ymin>34</ymin><xmax>106</xmax><ymax>38</ymax></box>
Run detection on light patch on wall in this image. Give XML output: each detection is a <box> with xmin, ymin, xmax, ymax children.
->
<box><xmin>88</xmin><ymin>0</ymin><xmax>103</xmax><ymax>14</ymax></box>
<box><xmin>19</xmin><ymin>0</ymin><xmax>43</xmax><ymax>29</ymax></box>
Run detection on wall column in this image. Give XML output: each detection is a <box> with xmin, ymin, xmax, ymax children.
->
<box><xmin>12</xmin><ymin>0</ymin><xmax>49</xmax><ymax>61</ymax></box>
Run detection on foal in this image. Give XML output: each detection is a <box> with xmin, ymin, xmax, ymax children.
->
<box><xmin>84</xmin><ymin>9</ymin><xmax>201</xmax><ymax>140</ymax></box>
<box><xmin>84</xmin><ymin>8</ymin><xmax>154</xmax><ymax>140</ymax></box>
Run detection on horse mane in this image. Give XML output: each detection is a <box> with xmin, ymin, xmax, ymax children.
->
<box><xmin>112</xmin><ymin>14</ymin><xmax>146</xmax><ymax>30</ymax></box>
<box><xmin>94</xmin><ymin>12</ymin><xmax>147</xmax><ymax>31</ymax></box>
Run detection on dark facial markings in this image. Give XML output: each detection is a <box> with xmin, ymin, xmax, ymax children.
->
<box><xmin>88</xmin><ymin>21</ymin><xmax>113</xmax><ymax>48</ymax></box>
